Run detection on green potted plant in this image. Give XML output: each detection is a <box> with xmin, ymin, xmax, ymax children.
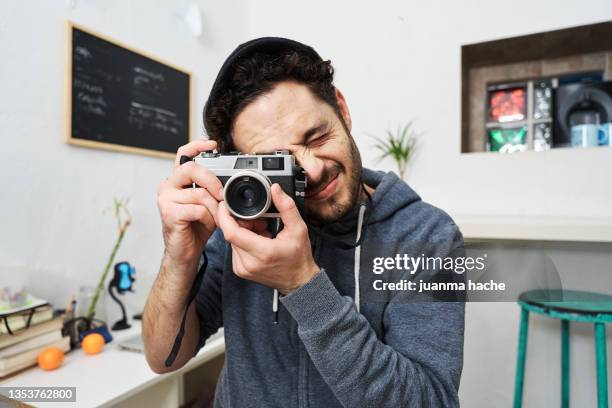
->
<box><xmin>86</xmin><ymin>198</ymin><xmax>132</xmax><ymax>321</ymax></box>
<box><xmin>370</xmin><ymin>122</ymin><xmax>419</xmax><ymax>180</ymax></box>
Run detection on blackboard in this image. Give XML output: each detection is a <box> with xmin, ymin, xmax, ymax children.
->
<box><xmin>66</xmin><ymin>22</ymin><xmax>191</xmax><ymax>158</ymax></box>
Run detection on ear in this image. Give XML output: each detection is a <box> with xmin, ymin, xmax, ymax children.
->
<box><xmin>334</xmin><ymin>87</ymin><xmax>352</xmax><ymax>131</ymax></box>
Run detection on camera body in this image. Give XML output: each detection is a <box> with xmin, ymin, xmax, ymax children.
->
<box><xmin>193</xmin><ymin>150</ymin><xmax>307</xmax><ymax>219</ymax></box>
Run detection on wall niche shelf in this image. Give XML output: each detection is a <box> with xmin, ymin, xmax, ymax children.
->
<box><xmin>461</xmin><ymin>21</ymin><xmax>612</xmax><ymax>154</ymax></box>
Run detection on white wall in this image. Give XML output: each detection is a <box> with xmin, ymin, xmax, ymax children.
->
<box><xmin>0</xmin><ymin>0</ymin><xmax>249</xmax><ymax>317</ymax></box>
<box><xmin>246</xmin><ymin>0</ymin><xmax>612</xmax><ymax>223</ymax></box>
<box><xmin>1</xmin><ymin>1</ymin><xmax>612</xmax><ymax>407</ymax></box>
<box><xmin>245</xmin><ymin>1</ymin><xmax>612</xmax><ymax>406</ymax></box>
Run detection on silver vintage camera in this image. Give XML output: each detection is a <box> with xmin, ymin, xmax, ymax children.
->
<box><xmin>192</xmin><ymin>150</ymin><xmax>307</xmax><ymax>219</ymax></box>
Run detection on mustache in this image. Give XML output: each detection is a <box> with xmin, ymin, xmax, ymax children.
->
<box><xmin>305</xmin><ymin>163</ymin><xmax>343</xmax><ymax>197</ymax></box>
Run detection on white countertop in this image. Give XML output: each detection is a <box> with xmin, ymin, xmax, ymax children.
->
<box><xmin>0</xmin><ymin>321</ymin><xmax>225</xmax><ymax>407</ymax></box>
<box><xmin>455</xmin><ymin>215</ymin><xmax>612</xmax><ymax>242</ymax></box>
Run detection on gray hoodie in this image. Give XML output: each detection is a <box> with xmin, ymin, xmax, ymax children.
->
<box><xmin>195</xmin><ymin>168</ymin><xmax>465</xmax><ymax>407</ymax></box>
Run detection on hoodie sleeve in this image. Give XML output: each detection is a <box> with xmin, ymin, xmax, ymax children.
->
<box><xmin>280</xmin><ymin>224</ymin><xmax>465</xmax><ymax>408</ymax></box>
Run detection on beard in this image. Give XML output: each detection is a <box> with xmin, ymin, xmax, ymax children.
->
<box><xmin>304</xmin><ymin>136</ymin><xmax>363</xmax><ymax>225</ymax></box>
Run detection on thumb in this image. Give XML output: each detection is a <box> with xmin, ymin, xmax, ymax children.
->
<box><xmin>271</xmin><ymin>183</ymin><xmax>302</xmax><ymax>230</ymax></box>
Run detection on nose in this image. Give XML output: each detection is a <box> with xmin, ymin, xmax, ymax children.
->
<box><xmin>294</xmin><ymin>150</ymin><xmax>325</xmax><ymax>186</ymax></box>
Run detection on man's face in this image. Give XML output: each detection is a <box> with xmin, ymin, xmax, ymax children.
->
<box><xmin>232</xmin><ymin>81</ymin><xmax>362</xmax><ymax>224</ymax></box>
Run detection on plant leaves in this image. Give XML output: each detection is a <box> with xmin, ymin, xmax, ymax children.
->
<box><xmin>368</xmin><ymin>122</ymin><xmax>419</xmax><ymax>176</ymax></box>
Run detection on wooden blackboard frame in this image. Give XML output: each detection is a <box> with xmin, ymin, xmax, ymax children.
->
<box><xmin>65</xmin><ymin>21</ymin><xmax>193</xmax><ymax>159</ymax></box>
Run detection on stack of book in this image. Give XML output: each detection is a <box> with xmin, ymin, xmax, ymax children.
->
<box><xmin>0</xmin><ymin>303</ymin><xmax>70</xmax><ymax>378</ymax></box>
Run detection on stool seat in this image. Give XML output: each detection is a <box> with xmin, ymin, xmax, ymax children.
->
<box><xmin>520</xmin><ymin>289</ymin><xmax>612</xmax><ymax>315</ymax></box>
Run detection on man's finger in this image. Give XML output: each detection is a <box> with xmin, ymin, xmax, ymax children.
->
<box><xmin>271</xmin><ymin>184</ymin><xmax>304</xmax><ymax>233</ymax></box>
<box><xmin>174</xmin><ymin>139</ymin><xmax>217</xmax><ymax>169</ymax></box>
<box><xmin>170</xmin><ymin>203</ymin><xmax>208</xmax><ymax>224</ymax></box>
<box><xmin>167</xmin><ymin>162</ymin><xmax>224</xmax><ymax>201</ymax></box>
<box><xmin>167</xmin><ymin>187</ymin><xmax>220</xmax><ymax>225</ymax></box>
<box><xmin>217</xmin><ymin>202</ymin><xmax>271</xmax><ymax>252</ymax></box>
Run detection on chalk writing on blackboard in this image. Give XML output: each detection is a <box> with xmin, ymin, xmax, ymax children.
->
<box><xmin>75</xmin><ymin>45</ymin><xmax>92</xmax><ymax>60</ymax></box>
<box><xmin>128</xmin><ymin>102</ymin><xmax>183</xmax><ymax>135</ymax></box>
<box><xmin>74</xmin><ymin>78</ymin><xmax>107</xmax><ymax>116</ymax></box>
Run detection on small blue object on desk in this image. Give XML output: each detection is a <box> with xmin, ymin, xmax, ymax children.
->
<box><xmin>79</xmin><ymin>325</ymin><xmax>113</xmax><ymax>344</ymax></box>
<box><xmin>108</xmin><ymin>262</ymin><xmax>136</xmax><ymax>331</ymax></box>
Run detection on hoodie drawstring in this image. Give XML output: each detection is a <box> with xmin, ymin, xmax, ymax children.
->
<box><xmin>273</xmin><ymin>288</ymin><xmax>279</xmax><ymax>322</ymax></box>
<box><xmin>354</xmin><ymin>203</ymin><xmax>366</xmax><ymax>312</ymax></box>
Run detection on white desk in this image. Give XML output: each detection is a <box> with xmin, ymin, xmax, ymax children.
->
<box><xmin>0</xmin><ymin>322</ymin><xmax>225</xmax><ymax>407</ymax></box>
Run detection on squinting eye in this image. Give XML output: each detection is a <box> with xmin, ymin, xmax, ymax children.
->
<box><xmin>307</xmin><ymin>134</ymin><xmax>329</xmax><ymax>148</ymax></box>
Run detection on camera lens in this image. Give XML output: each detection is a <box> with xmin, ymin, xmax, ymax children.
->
<box><xmin>242</xmin><ymin>188</ymin><xmax>255</xmax><ymax>202</ymax></box>
<box><xmin>224</xmin><ymin>171</ymin><xmax>271</xmax><ymax>219</ymax></box>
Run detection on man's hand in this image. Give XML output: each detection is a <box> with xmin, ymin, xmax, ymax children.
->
<box><xmin>157</xmin><ymin>139</ymin><xmax>224</xmax><ymax>271</ymax></box>
<box><xmin>217</xmin><ymin>183</ymin><xmax>320</xmax><ymax>294</ymax></box>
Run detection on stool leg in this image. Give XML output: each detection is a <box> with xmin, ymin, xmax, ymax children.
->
<box><xmin>594</xmin><ymin>323</ymin><xmax>608</xmax><ymax>408</ymax></box>
<box><xmin>561</xmin><ymin>320</ymin><xmax>570</xmax><ymax>408</ymax></box>
<box><xmin>514</xmin><ymin>307</ymin><xmax>530</xmax><ymax>408</ymax></box>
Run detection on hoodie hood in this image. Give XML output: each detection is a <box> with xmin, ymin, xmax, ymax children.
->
<box><xmin>362</xmin><ymin>167</ymin><xmax>421</xmax><ymax>223</ymax></box>
<box><xmin>313</xmin><ymin>168</ymin><xmax>422</xmax><ymax>238</ymax></box>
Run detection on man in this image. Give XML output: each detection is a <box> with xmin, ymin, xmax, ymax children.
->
<box><xmin>143</xmin><ymin>37</ymin><xmax>465</xmax><ymax>407</ymax></box>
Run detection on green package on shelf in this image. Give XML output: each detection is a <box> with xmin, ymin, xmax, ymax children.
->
<box><xmin>489</xmin><ymin>127</ymin><xmax>527</xmax><ymax>153</ymax></box>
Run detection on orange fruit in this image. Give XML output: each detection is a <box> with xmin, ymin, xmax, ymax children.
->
<box><xmin>37</xmin><ymin>347</ymin><xmax>64</xmax><ymax>371</ymax></box>
<box><xmin>81</xmin><ymin>333</ymin><xmax>105</xmax><ymax>355</ymax></box>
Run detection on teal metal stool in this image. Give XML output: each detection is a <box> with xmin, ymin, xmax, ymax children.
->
<box><xmin>514</xmin><ymin>289</ymin><xmax>612</xmax><ymax>408</ymax></box>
